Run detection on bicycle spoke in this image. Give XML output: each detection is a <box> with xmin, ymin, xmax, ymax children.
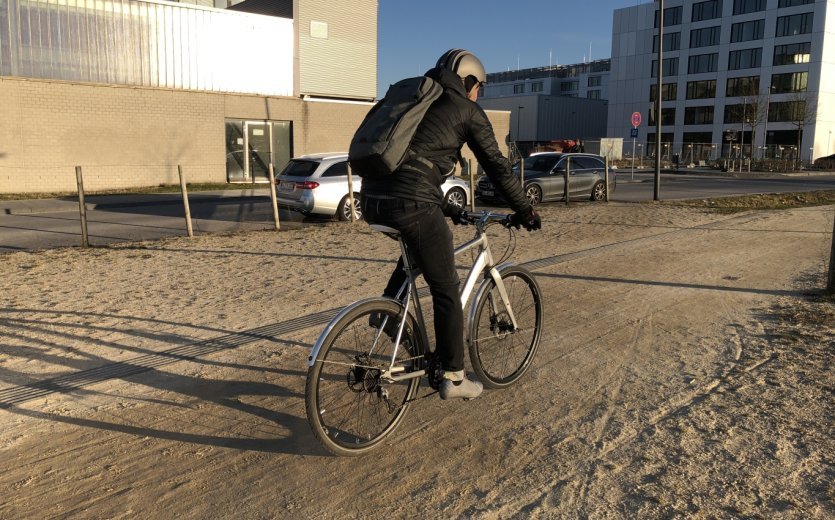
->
<box><xmin>306</xmin><ymin>301</ymin><xmax>420</xmax><ymax>455</ymax></box>
<box><xmin>470</xmin><ymin>268</ymin><xmax>542</xmax><ymax>388</ymax></box>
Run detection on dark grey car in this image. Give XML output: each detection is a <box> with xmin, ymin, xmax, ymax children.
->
<box><xmin>476</xmin><ymin>152</ymin><xmax>616</xmax><ymax>206</ymax></box>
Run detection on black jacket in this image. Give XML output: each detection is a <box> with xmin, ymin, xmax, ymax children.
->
<box><xmin>361</xmin><ymin>68</ymin><xmax>530</xmax><ymax>213</ymax></box>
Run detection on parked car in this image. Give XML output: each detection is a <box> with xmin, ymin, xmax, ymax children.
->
<box><xmin>476</xmin><ymin>152</ymin><xmax>616</xmax><ymax>206</ymax></box>
<box><xmin>276</xmin><ymin>153</ymin><xmax>471</xmax><ymax>221</ymax></box>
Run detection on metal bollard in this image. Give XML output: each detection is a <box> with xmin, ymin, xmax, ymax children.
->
<box><xmin>468</xmin><ymin>159</ymin><xmax>475</xmax><ymax>212</ymax></box>
<box><xmin>605</xmin><ymin>156</ymin><xmax>610</xmax><ymax>202</ymax></box>
<box><xmin>564</xmin><ymin>157</ymin><xmax>571</xmax><ymax>206</ymax></box>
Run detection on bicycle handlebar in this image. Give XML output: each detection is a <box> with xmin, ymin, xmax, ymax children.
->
<box><xmin>459</xmin><ymin>210</ymin><xmax>512</xmax><ymax>227</ymax></box>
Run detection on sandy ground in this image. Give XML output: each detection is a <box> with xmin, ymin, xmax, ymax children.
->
<box><xmin>1</xmin><ymin>202</ymin><xmax>833</xmax><ymax>519</ymax></box>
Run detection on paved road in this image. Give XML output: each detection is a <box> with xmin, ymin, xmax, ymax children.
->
<box><xmin>0</xmin><ymin>191</ymin><xmax>317</xmax><ymax>252</ymax></box>
<box><xmin>612</xmin><ymin>171</ymin><xmax>835</xmax><ymax>202</ymax></box>
<box><xmin>1</xmin><ymin>172</ymin><xmax>834</xmax><ymax>252</ymax></box>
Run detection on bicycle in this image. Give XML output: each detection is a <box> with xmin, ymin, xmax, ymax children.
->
<box><xmin>305</xmin><ymin>210</ymin><xmax>543</xmax><ymax>456</ymax></box>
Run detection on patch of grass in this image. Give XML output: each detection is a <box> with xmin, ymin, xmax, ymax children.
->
<box><xmin>0</xmin><ymin>183</ymin><xmax>266</xmax><ymax>201</ymax></box>
<box><xmin>660</xmin><ymin>190</ymin><xmax>835</xmax><ymax>213</ymax></box>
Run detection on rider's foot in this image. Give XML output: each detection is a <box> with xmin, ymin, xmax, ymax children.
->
<box><xmin>439</xmin><ymin>370</ymin><xmax>483</xmax><ymax>400</ymax></box>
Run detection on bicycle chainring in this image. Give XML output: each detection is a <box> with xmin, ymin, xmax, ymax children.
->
<box><xmin>426</xmin><ymin>352</ymin><xmax>443</xmax><ymax>391</ymax></box>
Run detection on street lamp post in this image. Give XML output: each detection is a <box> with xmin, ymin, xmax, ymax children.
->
<box><xmin>741</xmin><ymin>97</ymin><xmax>748</xmax><ymax>173</ymax></box>
<box><xmin>654</xmin><ymin>0</ymin><xmax>664</xmax><ymax>201</ymax></box>
<box><xmin>763</xmin><ymin>86</ymin><xmax>774</xmax><ymax>159</ymax></box>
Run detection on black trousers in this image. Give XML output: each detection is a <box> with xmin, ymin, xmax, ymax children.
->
<box><xmin>361</xmin><ymin>195</ymin><xmax>464</xmax><ymax>372</ymax></box>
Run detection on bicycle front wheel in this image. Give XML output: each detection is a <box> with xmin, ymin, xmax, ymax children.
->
<box><xmin>305</xmin><ymin>298</ymin><xmax>422</xmax><ymax>456</ymax></box>
<box><xmin>469</xmin><ymin>266</ymin><xmax>543</xmax><ymax>389</ymax></box>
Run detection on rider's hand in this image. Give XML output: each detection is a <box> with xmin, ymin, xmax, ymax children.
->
<box><xmin>507</xmin><ymin>207</ymin><xmax>541</xmax><ymax>231</ymax></box>
<box><xmin>441</xmin><ymin>201</ymin><xmax>469</xmax><ymax>226</ymax></box>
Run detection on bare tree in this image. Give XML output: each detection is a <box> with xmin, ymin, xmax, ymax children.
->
<box><xmin>742</xmin><ymin>90</ymin><xmax>769</xmax><ymax>151</ymax></box>
<box><xmin>784</xmin><ymin>92</ymin><xmax>818</xmax><ymax>169</ymax></box>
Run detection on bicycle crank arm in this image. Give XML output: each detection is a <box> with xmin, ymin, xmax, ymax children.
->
<box><xmin>382</xmin><ymin>369</ymin><xmax>426</xmax><ymax>383</ymax></box>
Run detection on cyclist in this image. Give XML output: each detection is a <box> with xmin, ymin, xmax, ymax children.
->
<box><xmin>360</xmin><ymin>49</ymin><xmax>541</xmax><ymax>400</ymax></box>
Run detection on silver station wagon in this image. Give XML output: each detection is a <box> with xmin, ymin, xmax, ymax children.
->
<box><xmin>276</xmin><ymin>153</ymin><xmax>471</xmax><ymax>221</ymax></box>
<box><xmin>477</xmin><ymin>152</ymin><xmax>616</xmax><ymax>206</ymax></box>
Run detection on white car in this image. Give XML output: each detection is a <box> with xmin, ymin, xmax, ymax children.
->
<box><xmin>276</xmin><ymin>152</ymin><xmax>470</xmax><ymax>220</ymax></box>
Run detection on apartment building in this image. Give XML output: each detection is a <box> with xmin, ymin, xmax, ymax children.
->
<box><xmin>608</xmin><ymin>0</ymin><xmax>834</xmax><ymax>164</ymax></box>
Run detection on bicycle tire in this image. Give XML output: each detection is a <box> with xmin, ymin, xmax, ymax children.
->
<box><xmin>305</xmin><ymin>298</ymin><xmax>422</xmax><ymax>456</ymax></box>
<box><xmin>469</xmin><ymin>266</ymin><xmax>543</xmax><ymax>389</ymax></box>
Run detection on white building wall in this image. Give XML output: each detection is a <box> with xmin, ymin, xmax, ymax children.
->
<box><xmin>819</xmin><ymin>0</ymin><xmax>835</xmax><ymax>158</ymax></box>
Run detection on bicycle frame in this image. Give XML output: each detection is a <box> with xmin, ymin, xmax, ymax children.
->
<box><xmin>370</xmin><ymin>213</ymin><xmax>520</xmax><ymax>382</ymax></box>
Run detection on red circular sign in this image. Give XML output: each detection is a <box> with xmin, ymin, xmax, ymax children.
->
<box><xmin>631</xmin><ymin>112</ymin><xmax>642</xmax><ymax>127</ymax></box>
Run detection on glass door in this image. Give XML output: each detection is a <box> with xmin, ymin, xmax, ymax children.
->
<box><xmin>245</xmin><ymin>121</ymin><xmax>271</xmax><ymax>182</ymax></box>
<box><xmin>225</xmin><ymin>120</ymin><xmax>246</xmax><ymax>182</ymax></box>
<box><xmin>226</xmin><ymin>119</ymin><xmax>293</xmax><ymax>183</ymax></box>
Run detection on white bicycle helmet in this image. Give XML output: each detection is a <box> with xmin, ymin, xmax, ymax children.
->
<box><xmin>436</xmin><ymin>49</ymin><xmax>487</xmax><ymax>91</ymax></box>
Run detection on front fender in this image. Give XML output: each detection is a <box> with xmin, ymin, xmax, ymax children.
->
<box><xmin>307</xmin><ymin>297</ymin><xmax>403</xmax><ymax>368</ymax></box>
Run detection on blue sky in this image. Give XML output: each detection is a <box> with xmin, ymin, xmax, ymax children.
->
<box><xmin>377</xmin><ymin>0</ymin><xmax>648</xmax><ymax>97</ymax></box>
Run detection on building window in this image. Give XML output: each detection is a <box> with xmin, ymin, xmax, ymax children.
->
<box><xmin>683</xmin><ymin>132</ymin><xmax>714</xmax><ymax>144</ymax></box>
<box><xmin>588</xmin><ymin>76</ymin><xmax>601</xmax><ymax>87</ymax></box>
<box><xmin>650</xmin><ymin>83</ymin><xmax>678</xmax><ymax>101</ymax></box>
<box><xmin>728</xmin><ymin>48</ymin><xmax>762</xmax><ymax>70</ymax></box>
<box><xmin>778</xmin><ymin>0</ymin><xmax>813</xmax><ymax>7</ymax></box>
<box><xmin>690</xmin><ymin>27</ymin><xmax>720</xmax><ymax>48</ymax></box>
<box><xmin>560</xmin><ymin>80</ymin><xmax>579</xmax><ymax>92</ymax></box>
<box><xmin>686</xmin><ymin>79</ymin><xmax>716</xmax><ymax>99</ymax></box>
<box><xmin>684</xmin><ymin>106</ymin><xmax>715</xmax><ymax>125</ymax></box>
<box><xmin>692</xmin><ymin>0</ymin><xmax>723</xmax><ymax>22</ymax></box>
<box><xmin>731</xmin><ymin>20</ymin><xmax>764</xmax><ymax>43</ymax></box>
<box><xmin>771</xmin><ymin>72</ymin><xmax>808</xmax><ymax>93</ymax></box>
<box><xmin>726</xmin><ymin>76</ymin><xmax>760</xmax><ymax>97</ymax></box>
<box><xmin>773</xmin><ymin>42</ymin><xmax>811</xmax><ymax>65</ymax></box>
<box><xmin>733</xmin><ymin>0</ymin><xmax>765</xmax><ymax>15</ymax></box>
<box><xmin>724</xmin><ymin>103</ymin><xmax>756</xmax><ymax>124</ymax></box>
<box><xmin>514</xmin><ymin>83</ymin><xmax>525</xmax><ymax>94</ymax></box>
<box><xmin>648</xmin><ymin>108</ymin><xmax>676</xmax><ymax>126</ymax></box>
<box><xmin>653</xmin><ymin>32</ymin><xmax>681</xmax><ymax>52</ymax></box>
<box><xmin>768</xmin><ymin>100</ymin><xmax>806</xmax><ymax>122</ymax></box>
<box><xmin>654</xmin><ymin>5</ymin><xmax>682</xmax><ymax>27</ymax></box>
<box><xmin>688</xmin><ymin>53</ymin><xmax>718</xmax><ymax>74</ymax></box>
<box><xmin>587</xmin><ymin>90</ymin><xmax>601</xmax><ymax>100</ymax></box>
<box><xmin>531</xmin><ymin>82</ymin><xmax>544</xmax><ymax>92</ymax></box>
<box><xmin>651</xmin><ymin>58</ymin><xmax>679</xmax><ymax>77</ymax></box>
<box><xmin>776</xmin><ymin>13</ymin><xmax>813</xmax><ymax>37</ymax></box>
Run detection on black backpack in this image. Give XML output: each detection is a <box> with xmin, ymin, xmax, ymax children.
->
<box><xmin>348</xmin><ymin>76</ymin><xmax>443</xmax><ymax>178</ymax></box>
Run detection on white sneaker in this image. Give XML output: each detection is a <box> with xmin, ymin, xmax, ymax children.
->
<box><xmin>439</xmin><ymin>370</ymin><xmax>483</xmax><ymax>400</ymax></box>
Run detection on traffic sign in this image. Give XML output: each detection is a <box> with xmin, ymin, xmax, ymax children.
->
<box><xmin>631</xmin><ymin>111</ymin><xmax>642</xmax><ymax>127</ymax></box>
<box><xmin>630</xmin><ymin>128</ymin><xmax>639</xmax><ymax>138</ymax></box>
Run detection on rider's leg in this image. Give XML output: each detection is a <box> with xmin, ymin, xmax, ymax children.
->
<box><xmin>395</xmin><ymin>206</ymin><xmax>482</xmax><ymax>400</ymax></box>
<box><xmin>361</xmin><ymin>198</ymin><xmax>481</xmax><ymax>399</ymax></box>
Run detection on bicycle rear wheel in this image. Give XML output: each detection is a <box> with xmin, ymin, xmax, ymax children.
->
<box><xmin>469</xmin><ymin>266</ymin><xmax>543</xmax><ymax>389</ymax></box>
<box><xmin>306</xmin><ymin>298</ymin><xmax>422</xmax><ymax>456</ymax></box>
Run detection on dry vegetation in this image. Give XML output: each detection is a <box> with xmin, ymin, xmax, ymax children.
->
<box><xmin>660</xmin><ymin>190</ymin><xmax>835</xmax><ymax>213</ymax></box>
